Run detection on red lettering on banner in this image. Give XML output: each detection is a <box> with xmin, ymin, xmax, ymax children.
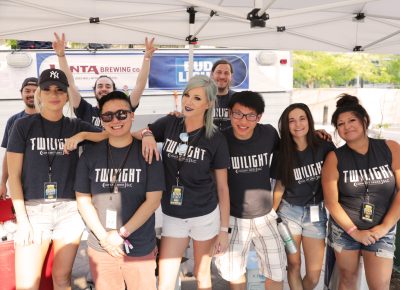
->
<box><xmin>69</xmin><ymin>66</ymin><xmax>99</xmax><ymax>74</ymax></box>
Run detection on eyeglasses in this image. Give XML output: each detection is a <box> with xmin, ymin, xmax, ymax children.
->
<box><xmin>100</xmin><ymin>109</ymin><xmax>131</xmax><ymax>123</ymax></box>
<box><xmin>231</xmin><ymin>111</ymin><xmax>258</xmax><ymax>121</ymax></box>
<box><xmin>177</xmin><ymin>132</ymin><xmax>189</xmax><ymax>155</ymax></box>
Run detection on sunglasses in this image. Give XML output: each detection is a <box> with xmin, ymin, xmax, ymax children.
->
<box><xmin>177</xmin><ymin>132</ymin><xmax>189</xmax><ymax>155</ymax></box>
<box><xmin>100</xmin><ymin>109</ymin><xmax>131</xmax><ymax>123</ymax></box>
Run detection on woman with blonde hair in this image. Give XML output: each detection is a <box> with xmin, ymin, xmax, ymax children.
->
<box><xmin>7</xmin><ymin>68</ymin><xmax>102</xmax><ymax>290</ymax></box>
<box><xmin>137</xmin><ymin>75</ymin><xmax>230</xmax><ymax>290</ymax></box>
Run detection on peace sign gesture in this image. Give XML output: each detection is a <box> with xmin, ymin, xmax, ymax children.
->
<box><xmin>53</xmin><ymin>32</ymin><xmax>66</xmax><ymax>57</ymax></box>
<box><xmin>144</xmin><ymin>37</ymin><xmax>157</xmax><ymax>59</ymax></box>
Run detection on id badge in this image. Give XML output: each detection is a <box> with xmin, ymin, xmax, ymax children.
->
<box><xmin>309</xmin><ymin>205</ymin><xmax>320</xmax><ymax>222</ymax></box>
<box><xmin>170</xmin><ymin>186</ymin><xmax>184</xmax><ymax>206</ymax></box>
<box><xmin>44</xmin><ymin>182</ymin><xmax>57</xmax><ymax>202</ymax></box>
<box><xmin>361</xmin><ymin>202</ymin><xmax>375</xmax><ymax>223</ymax></box>
<box><xmin>106</xmin><ymin>209</ymin><xmax>117</xmax><ymax>229</ymax></box>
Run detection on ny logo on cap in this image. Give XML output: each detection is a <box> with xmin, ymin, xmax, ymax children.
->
<box><xmin>50</xmin><ymin>71</ymin><xmax>59</xmax><ymax>79</ymax></box>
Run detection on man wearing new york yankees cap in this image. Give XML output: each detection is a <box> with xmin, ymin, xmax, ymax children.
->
<box><xmin>1</xmin><ymin>77</ymin><xmax>38</xmax><ymax>199</ymax></box>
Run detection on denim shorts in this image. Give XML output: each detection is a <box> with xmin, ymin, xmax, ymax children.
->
<box><xmin>328</xmin><ymin>219</ymin><xmax>396</xmax><ymax>258</ymax></box>
<box><xmin>24</xmin><ymin>200</ymin><xmax>85</xmax><ymax>244</ymax></box>
<box><xmin>162</xmin><ymin>205</ymin><xmax>220</xmax><ymax>240</ymax></box>
<box><xmin>277</xmin><ymin>199</ymin><xmax>327</xmax><ymax>239</ymax></box>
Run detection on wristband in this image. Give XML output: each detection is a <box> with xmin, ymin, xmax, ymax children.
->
<box><xmin>346</xmin><ymin>225</ymin><xmax>357</xmax><ymax>235</ymax></box>
<box><xmin>141</xmin><ymin>128</ymin><xmax>153</xmax><ymax>138</ymax></box>
<box><xmin>119</xmin><ymin>226</ymin><xmax>130</xmax><ymax>238</ymax></box>
<box><xmin>220</xmin><ymin>227</ymin><xmax>231</xmax><ymax>233</ymax></box>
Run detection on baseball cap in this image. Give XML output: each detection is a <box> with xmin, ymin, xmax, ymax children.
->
<box><xmin>39</xmin><ymin>69</ymin><xmax>69</xmax><ymax>92</ymax></box>
<box><xmin>20</xmin><ymin>77</ymin><xmax>38</xmax><ymax>91</ymax></box>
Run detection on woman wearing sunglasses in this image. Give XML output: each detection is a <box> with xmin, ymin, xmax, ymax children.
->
<box><xmin>74</xmin><ymin>91</ymin><xmax>165</xmax><ymax>290</ymax></box>
<box><xmin>136</xmin><ymin>75</ymin><xmax>230</xmax><ymax>290</ymax></box>
<box><xmin>7</xmin><ymin>68</ymin><xmax>104</xmax><ymax>290</ymax></box>
<box><xmin>273</xmin><ymin>103</ymin><xmax>335</xmax><ymax>290</ymax></box>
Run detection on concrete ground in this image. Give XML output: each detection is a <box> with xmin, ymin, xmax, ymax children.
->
<box><xmin>72</xmin><ymin>236</ymin><xmax>400</xmax><ymax>290</ymax></box>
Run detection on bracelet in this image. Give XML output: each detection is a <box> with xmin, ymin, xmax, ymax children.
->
<box><xmin>144</xmin><ymin>57</ymin><xmax>151</xmax><ymax>61</ymax></box>
<box><xmin>346</xmin><ymin>225</ymin><xmax>357</xmax><ymax>235</ymax></box>
<box><xmin>220</xmin><ymin>227</ymin><xmax>231</xmax><ymax>233</ymax></box>
<box><xmin>141</xmin><ymin>128</ymin><xmax>153</xmax><ymax>138</ymax></box>
<box><xmin>119</xmin><ymin>226</ymin><xmax>130</xmax><ymax>238</ymax></box>
<box><xmin>56</xmin><ymin>53</ymin><xmax>65</xmax><ymax>57</ymax></box>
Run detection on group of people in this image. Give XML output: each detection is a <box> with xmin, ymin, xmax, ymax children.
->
<box><xmin>0</xmin><ymin>34</ymin><xmax>399</xmax><ymax>290</ymax></box>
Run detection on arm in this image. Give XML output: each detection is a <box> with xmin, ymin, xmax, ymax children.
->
<box><xmin>129</xmin><ymin>37</ymin><xmax>157</xmax><ymax>108</ymax></box>
<box><xmin>322</xmin><ymin>151</ymin><xmax>376</xmax><ymax>245</ymax></box>
<box><xmin>369</xmin><ymin>140</ymin><xmax>400</xmax><ymax>239</ymax></box>
<box><xmin>132</xmin><ymin>128</ymin><xmax>159</xmax><ymax>163</ymax></box>
<box><xmin>119</xmin><ymin>190</ymin><xmax>162</xmax><ymax>237</ymax></box>
<box><xmin>213</xmin><ymin>168</ymin><xmax>230</xmax><ymax>255</ymax></box>
<box><xmin>53</xmin><ymin>32</ymin><xmax>82</xmax><ymax>108</ymax></box>
<box><xmin>76</xmin><ymin>192</ymin><xmax>124</xmax><ymax>257</ymax></box>
<box><xmin>273</xmin><ymin>180</ymin><xmax>285</xmax><ymax>211</ymax></box>
<box><xmin>7</xmin><ymin>152</ymin><xmax>33</xmax><ymax>245</ymax></box>
<box><xmin>64</xmin><ymin>131</ymin><xmax>109</xmax><ymax>154</ymax></box>
<box><xmin>1</xmin><ymin>154</ymin><xmax>8</xmax><ymax>198</ymax></box>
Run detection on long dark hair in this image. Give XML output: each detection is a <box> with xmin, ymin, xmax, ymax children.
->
<box><xmin>278</xmin><ymin>103</ymin><xmax>320</xmax><ymax>186</ymax></box>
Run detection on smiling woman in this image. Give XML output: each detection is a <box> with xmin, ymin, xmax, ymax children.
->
<box><xmin>6</xmin><ymin>68</ymin><xmax>101</xmax><ymax>290</ymax></box>
<box><xmin>322</xmin><ymin>94</ymin><xmax>400</xmax><ymax>290</ymax></box>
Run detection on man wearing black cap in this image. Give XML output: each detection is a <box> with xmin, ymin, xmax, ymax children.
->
<box><xmin>1</xmin><ymin>77</ymin><xmax>38</xmax><ymax>198</ymax></box>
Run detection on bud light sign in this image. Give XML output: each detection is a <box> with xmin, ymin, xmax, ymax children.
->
<box><xmin>149</xmin><ymin>53</ymin><xmax>249</xmax><ymax>90</ymax></box>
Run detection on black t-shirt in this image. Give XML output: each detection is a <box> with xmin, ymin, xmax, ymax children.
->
<box><xmin>1</xmin><ymin>110</ymin><xmax>28</xmax><ymax>148</ymax></box>
<box><xmin>214</xmin><ymin>89</ymin><xmax>236</xmax><ymax>131</ymax></box>
<box><xmin>7</xmin><ymin>114</ymin><xmax>99</xmax><ymax>200</ymax></box>
<box><xmin>149</xmin><ymin>115</ymin><xmax>230</xmax><ymax>219</ymax></box>
<box><xmin>223</xmin><ymin>124</ymin><xmax>279</xmax><ymax>218</ymax></box>
<box><xmin>283</xmin><ymin>140</ymin><xmax>335</xmax><ymax>206</ymax></box>
<box><xmin>336</xmin><ymin>138</ymin><xmax>395</xmax><ymax>230</ymax></box>
<box><xmin>75</xmin><ymin>98</ymin><xmax>138</xmax><ymax>128</ymax></box>
<box><xmin>75</xmin><ymin>140</ymin><xmax>165</xmax><ymax>257</ymax></box>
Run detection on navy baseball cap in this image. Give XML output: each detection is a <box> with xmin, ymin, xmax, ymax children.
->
<box><xmin>39</xmin><ymin>69</ymin><xmax>69</xmax><ymax>92</ymax></box>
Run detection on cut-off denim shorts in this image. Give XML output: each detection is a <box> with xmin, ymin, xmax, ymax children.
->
<box><xmin>277</xmin><ymin>199</ymin><xmax>327</xmax><ymax>239</ymax></box>
<box><xmin>328</xmin><ymin>218</ymin><xmax>396</xmax><ymax>258</ymax></box>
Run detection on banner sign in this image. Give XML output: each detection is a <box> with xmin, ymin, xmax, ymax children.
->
<box><xmin>149</xmin><ymin>53</ymin><xmax>249</xmax><ymax>89</ymax></box>
<box><xmin>36</xmin><ymin>52</ymin><xmax>249</xmax><ymax>92</ymax></box>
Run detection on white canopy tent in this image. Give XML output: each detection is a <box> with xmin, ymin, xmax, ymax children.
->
<box><xmin>1</xmin><ymin>0</ymin><xmax>399</xmax><ymax>54</ymax></box>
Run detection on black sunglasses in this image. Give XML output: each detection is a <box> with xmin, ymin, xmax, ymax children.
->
<box><xmin>100</xmin><ymin>109</ymin><xmax>131</xmax><ymax>123</ymax></box>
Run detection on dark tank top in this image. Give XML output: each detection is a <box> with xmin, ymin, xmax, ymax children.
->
<box><xmin>335</xmin><ymin>138</ymin><xmax>395</xmax><ymax>230</ymax></box>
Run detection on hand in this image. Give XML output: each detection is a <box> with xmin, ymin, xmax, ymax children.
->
<box><xmin>168</xmin><ymin>111</ymin><xmax>183</xmax><ymax>117</ymax></box>
<box><xmin>144</xmin><ymin>37</ymin><xmax>157</xmax><ymax>59</ymax></box>
<box><xmin>14</xmin><ymin>220</ymin><xmax>34</xmax><ymax>246</ymax></box>
<box><xmin>212</xmin><ymin>231</ymin><xmax>229</xmax><ymax>256</ymax></box>
<box><xmin>351</xmin><ymin>229</ymin><xmax>377</xmax><ymax>246</ymax></box>
<box><xmin>142</xmin><ymin>135</ymin><xmax>159</xmax><ymax>164</ymax></box>
<box><xmin>0</xmin><ymin>183</ymin><xmax>7</xmax><ymax>199</ymax></box>
<box><xmin>53</xmin><ymin>32</ymin><xmax>66</xmax><ymax>57</ymax></box>
<box><xmin>369</xmin><ymin>224</ymin><xmax>390</xmax><ymax>241</ymax></box>
<box><xmin>315</xmin><ymin>129</ymin><xmax>332</xmax><ymax>141</ymax></box>
<box><xmin>100</xmin><ymin>230</ymin><xmax>125</xmax><ymax>257</ymax></box>
<box><xmin>63</xmin><ymin>133</ymin><xmax>84</xmax><ymax>154</ymax></box>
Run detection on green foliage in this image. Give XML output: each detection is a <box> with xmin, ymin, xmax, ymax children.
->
<box><xmin>293</xmin><ymin>51</ymin><xmax>397</xmax><ymax>88</ymax></box>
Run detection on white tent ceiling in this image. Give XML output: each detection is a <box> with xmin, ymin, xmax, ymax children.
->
<box><xmin>0</xmin><ymin>0</ymin><xmax>400</xmax><ymax>53</ymax></box>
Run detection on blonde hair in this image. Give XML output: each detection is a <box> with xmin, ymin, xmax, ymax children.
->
<box><xmin>182</xmin><ymin>75</ymin><xmax>217</xmax><ymax>138</ymax></box>
<box><xmin>34</xmin><ymin>87</ymin><xmax>73</xmax><ymax>117</ymax></box>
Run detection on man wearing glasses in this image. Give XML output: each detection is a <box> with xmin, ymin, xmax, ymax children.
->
<box><xmin>215</xmin><ymin>91</ymin><xmax>286</xmax><ymax>290</ymax></box>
